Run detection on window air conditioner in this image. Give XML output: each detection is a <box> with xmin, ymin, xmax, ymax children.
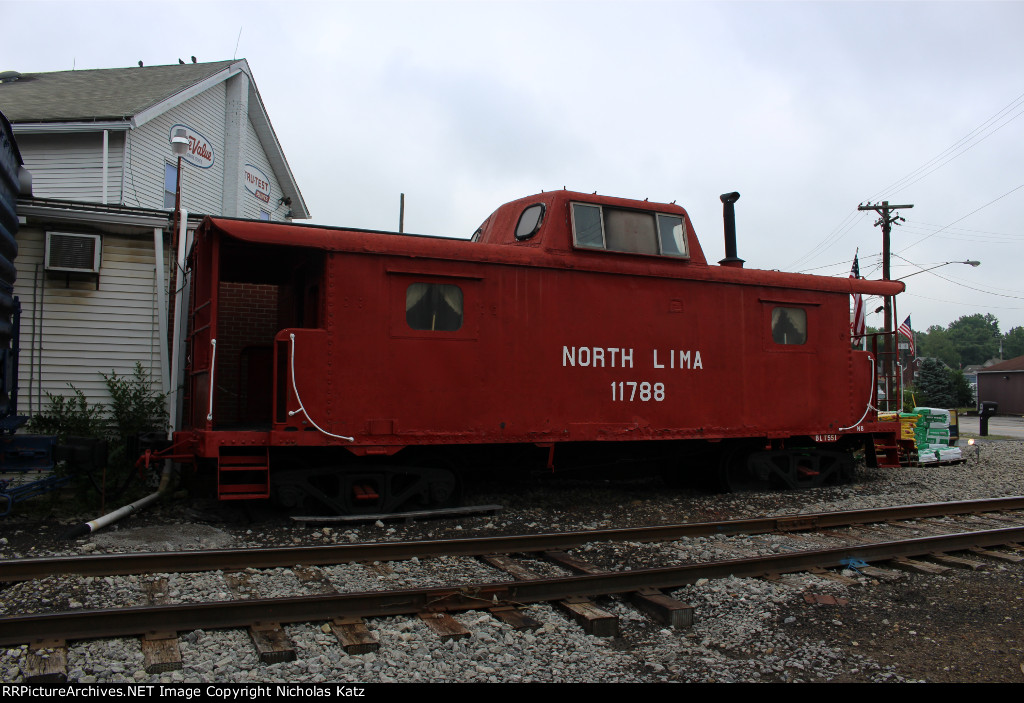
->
<box><xmin>45</xmin><ymin>232</ymin><xmax>102</xmax><ymax>274</ymax></box>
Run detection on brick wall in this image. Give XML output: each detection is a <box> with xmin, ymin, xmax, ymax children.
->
<box><xmin>214</xmin><ymin>282</ymin><xmax>279</xmax><ymax>425</ymax></box>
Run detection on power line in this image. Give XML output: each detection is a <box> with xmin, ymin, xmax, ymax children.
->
<box><xmin>901</xmin><ymin>290</ymin><xmax>1024</xmax><ymax>312</ymax></box>
<box><xmin>897</xmin><ymin>184</ymin><xmax>1024</xmax><ymax>254</ymax></box>
<box><xmin>792</xmin><ymin>90</ymin><xmax>1024</xmax><ymax>272</ymax></box>
<box><xmin>868</xmin><ymin>91</ymin><xmax>1024</xmax><ymax>200</ymax></box>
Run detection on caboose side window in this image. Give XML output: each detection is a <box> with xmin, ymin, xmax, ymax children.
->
<box><xmin>572</xmin><ymin>203</ymin><xmax>605</xmax><ymax>248</ymax></box>
<box><xmin>605</xmin><ymin>209</ymin><xmax>658</xmax><ymax>254</ymax></box>
<box><xmin>572</xmin><ymin>203</ymin><xmax>689</xmax><ymax>258</ymax></box>
<box><xmin>657</xmin><ymin>214</ymin><xmax>688</xmax><ymax>257</ymax></box>
<box><xmin>772</xmin><ymin>307</ymin><xmax>807</xmax><ymax>345</ymax></box>
<box><xmin>406</xmin><ymin>283</ymin><xmax>463</xmax><ymax>331</ymax></box>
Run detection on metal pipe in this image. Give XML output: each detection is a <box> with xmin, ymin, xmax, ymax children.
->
<box><xmin>60</xmin><ymin>461</ymin><xmax>174</xmax><ymax>540</ymax></box>
<box><xmin>718</xmin><ymin>192</ymin><xmax>744</xmax><ymax>268</ymax></box>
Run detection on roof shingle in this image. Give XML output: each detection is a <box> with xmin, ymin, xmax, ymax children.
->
<box><xmin>0</xmin><ymin>61</ymin><xmax>235</xmax><ymax>123</ymax></box>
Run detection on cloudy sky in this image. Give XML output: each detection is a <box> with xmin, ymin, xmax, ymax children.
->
<box><xmin>6</xmin><ymin>0</ymin><xmax>1024</xmax><ymax>332</ymax></box>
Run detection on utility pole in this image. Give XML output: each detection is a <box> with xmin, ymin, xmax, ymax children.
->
<box><xmin>858</xmin><ymin>200</ymin><xmax>913</xmax><ymax>406</ymax></box>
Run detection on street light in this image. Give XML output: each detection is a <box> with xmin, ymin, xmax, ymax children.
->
<box><xmin>167</xmin><ymin>128</ymin><xmax>190</xmax><ymax>434</ymax></box>
<box><xmin>170</xmin><ymin>128</ymin><xmax>188</xmax><ymax>248</ymax></box>
<box><xmin>896</xmin><ymin>259</ymin><xmax>980</xmax><ymax>280</ymax></box>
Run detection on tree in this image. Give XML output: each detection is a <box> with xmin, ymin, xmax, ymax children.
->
<box><xmin>950</xmin><ymin>370</ymin><xmax>974</xmax><ymax>407</ymax></box>
<box><xmin>914</xmin><ymin>358</ymin><xmax>957</xmax><ymax>408</ymax></box>
<box><xmin>917</xmin><ymin>326</ymin><xmax>960</xmax><ymax>369</ymax></box>
<box><xmin>1002</xmin><ymin>326</ymin><xmax>1024</xmax><ymax>360</ymax></box>
<box><xmin>947</xmin><ymin>313</ymin><xmax>1000</xmax><ymax>366</ymax></box>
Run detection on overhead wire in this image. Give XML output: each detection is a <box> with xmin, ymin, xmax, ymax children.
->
<box><xmin>896</xmin><ymin>184</ymin><xmax>1024</xmax><ymax>254</ymax></box>
<box><xmin>867</xmin><ymin>90</ymin><xmax>1024</xmax><ymax>200</ymax></box>
<box><xmin>892</xmin><ymin>253</ymin><xmax>1024</xmax><ymax>298</ymax></box>
<box><xmin>790</xmin><ymin>90</ymin><xmax>1024</xmax><ymax>272</ymax></box>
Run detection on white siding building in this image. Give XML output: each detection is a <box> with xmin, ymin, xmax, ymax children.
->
<box><xmin>1</xmin><ymin>60</ymin><xmax>307</xmax><ymax>418</ymax></box>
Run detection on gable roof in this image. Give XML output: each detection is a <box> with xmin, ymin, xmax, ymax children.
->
<box><xmin>0</xmin><ymin>61</ymin><xmax>235</xmax><ymax>123</ymax></box>
<box><xmin>0</xmin><ymin>60</ymin><xmax>309</xmax><ymax>218</ymax></box>
<box><xmin>977</xmin><ymin>355</ymin><xmax>1024</xmax><ymax>373</ymax></box>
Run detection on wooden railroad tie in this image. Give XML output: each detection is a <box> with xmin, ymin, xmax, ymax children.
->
<box><xmin>968</xmin><ymin>547</ymin><xmax>1024</xmax><ymax>563</ymax></box>
<box><xmin>924</xmin><ymin>553</ymin><xmax>988</xmax><ymax>570</ymax></box>
<box><xmin>141</xmin><ymin>631</ymin><xmax>183</xmax><ymax>674</ymax></box>
<box><xmin>543</xmin><ymin>550</ymin><xmax>693</xmax><ymax>633</ymax></box>
<box><xmin>888</xmin><ymin>556</ymin><xmax>951</xmax><ymax>575</ymax></box>
<box><xmin>480</xmin><ymin>552</ymin><xmax>619</xmax><ymax>636</ymax></box>
<box><xmin>25</xmin><ymin>639</ymin><xmax>67</xmax><ymax>683</ymax></box>
<box><xmin>329</xmin><ymin>617</ymin><xmax>380</xmax><ymax>654</ymax></box>
<box><xmin>248</xmin><ymin>621</ymin><xmax>297</xmax><ymax>664</ymax></box>
<box><xmin>488</xmin><ymin>605</ymin><xmax>542</xmax><ymax>631</ymax></box>
<box><xmin>417</xmin><ymin>611</ymin><xmax>471</xmax><ymax>641</ymax></box>
<box><xmin>141</xmin><ymin>578</ymin><xmax>183</xmax><ymax>673</ymax></box>
<box><xmin>293</xmin><ymin>565</ymin><xmax>339</xmax><ymax>594</ymax></box>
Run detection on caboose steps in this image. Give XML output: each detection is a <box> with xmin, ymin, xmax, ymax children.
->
<box><xmin>868</xmin><ymin>437</ymin><xmax>903</xmax><ymax>469</ymax></box>
<box><xmin>216</xmin><ymin>449</ymin><xmax>270</xmax><ymax>500</ymax></box>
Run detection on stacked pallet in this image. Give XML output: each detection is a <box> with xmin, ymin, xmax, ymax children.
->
<box><xmin>912</xmin><ymin>407</ymin><xmax>961</xmax><ymax>463</ymax></box>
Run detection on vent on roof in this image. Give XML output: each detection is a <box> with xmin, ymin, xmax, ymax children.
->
<box><xmin>45</xmin><ymin>232</ymin><xmax>102</xmax><ymax>274</ymax></box>
<box><xmin>0</xmin><ymin>71</ymin><xmax>22</xmax><ymax>84</ymax></box>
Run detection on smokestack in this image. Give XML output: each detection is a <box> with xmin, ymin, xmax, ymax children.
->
<box><xmin>718</xmin><ymin>191</ymin><xmax>744</xmax><ymax>268</ymax></box>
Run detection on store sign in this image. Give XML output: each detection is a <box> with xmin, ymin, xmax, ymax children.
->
<box><xmin>169</xmin><ymin>124</ymin><xmax>214</xmax><ymax>169</ymax></box>
<box><xmin>244</xmin><ymin>163</ymin><xmax>272</xmax><ymax>204</ymax></box>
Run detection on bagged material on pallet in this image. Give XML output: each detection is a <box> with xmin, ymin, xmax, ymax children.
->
<box><xmin>937</xmin><ymin>447</ymin><xmax>962</xmax><ymax>462</ymax></box>
<box><xmin>913</xmin><ymin>407</ymin><xmax>951</xmax><ymax>426</ymax></box>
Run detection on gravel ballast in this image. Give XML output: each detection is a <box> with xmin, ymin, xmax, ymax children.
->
<box><xmin>1</xmin><ymin>438</ymin><xmax>1022</xmax><ymax>683</ymax></box>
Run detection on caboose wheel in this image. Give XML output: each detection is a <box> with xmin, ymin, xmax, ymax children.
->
<box><xmin>717</xmin><ymin>442</ymin><xmax>769</xmax><ymax>492</ymax></box>
<box><xmin>746</xmin><ymin>448</ymin><xmax>855</xmax><ymax>490</ymax></box>
<box><xmin>271</xmin><ymin>464</ymin><xmax>462</xmax><ymax>515</ymax></box>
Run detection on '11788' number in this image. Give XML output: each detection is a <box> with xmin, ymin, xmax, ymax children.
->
<box><xmin>611</xmin><ymin>381</ymin><xmax>665</xmax><ymax>402</ymax></box>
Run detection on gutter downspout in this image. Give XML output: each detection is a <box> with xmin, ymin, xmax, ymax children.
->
<box><xmin>102</xmin><ymin>130</ymin><xmax>108</xmax><ymax>204</ymax></box>
<box><xmin>153</xmin><ymin>227</ymin><xmax>170</xmax><ymax>399</ymax></box>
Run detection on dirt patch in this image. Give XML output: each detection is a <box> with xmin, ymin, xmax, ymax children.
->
<box><xmin>777</xmin><ymin>563</ymin><xmax>1024</xmax><ymax>683</ymax></box>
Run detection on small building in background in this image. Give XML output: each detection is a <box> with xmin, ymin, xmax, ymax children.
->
<box><xmin>0</xmin><ymin>60</ymin><xmax>307</xmax><ymax>417</ymax></box>
<box><xmin>977</xmin><ymin>355</ymin><xmax>1024</xmax><ymax>415</ymax></box>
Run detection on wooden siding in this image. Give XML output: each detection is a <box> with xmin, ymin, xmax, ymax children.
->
<box><xmin>125</xmin><ymin>84</ymin><xmax>228</xmax><ymax>215</ymax></box>
<box><xmin>243</xmin><ymin>117</ymin><xmax>289</xmax><ymax>221</ymax></box>
<box><xmin>13</xmin><ymin>226</ymin><xmax>169</xmax><ymax>415</ymax></box>
<box><xmin>17</xmin><ymin>132</ymin><xmax>124</xmax><ymax>203</ymax></box>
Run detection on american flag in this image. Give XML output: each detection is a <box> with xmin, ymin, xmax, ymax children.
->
<box><xmin>850</xmin><ymin>254</ymin><xmax>865</xmax><ymax>343</ymax></box>
<box><xmin>898</xmin><ymin>315</ymin><xmax>915</xmax><ymax>356</ymax></box>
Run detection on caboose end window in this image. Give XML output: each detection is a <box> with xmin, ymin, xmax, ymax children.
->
<box><xmin>406</xmin><ymin>283</ymin><xmax>464</xmax><ymax>331</ymax></box>
<box><xmin>515</xmin><ymin>204</ymin><xmax>545</xmax><ymax>240</ymax></box>
<box><xmin>772</xmin><ymin>307</ymin><xmax>807</xmax><ymax>345</ymax></box>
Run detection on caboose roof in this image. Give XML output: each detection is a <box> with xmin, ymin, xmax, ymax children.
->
<box><xmin>200</xmin><ymin>194</ymin><xmax>904</xmax><ymax>299</ymax></box>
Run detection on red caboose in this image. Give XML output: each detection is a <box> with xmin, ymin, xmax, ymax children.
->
<box><xmin>175</xmin><ymin>190</ymin><xmax>905</xmax><ymax>512</ymax></box>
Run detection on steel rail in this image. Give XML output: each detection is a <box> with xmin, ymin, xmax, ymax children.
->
<box><xmin>1</xmin><ymin>524</ymin><xmax>1023</xmax><ymax>646</ymax></box>
<box><xmin>3</xmin><ymin>496</ymin><xmax>1024</xmax><ymax>582</ymax></box>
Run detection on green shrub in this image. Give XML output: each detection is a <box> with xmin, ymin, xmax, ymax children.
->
<box><xmin>29</xmin><ymin>386</ymin><xmax>107</xmax><ymax>440</ymax></box>
<box><xmin>30</xmin><ymin>363</ymin><xmax>168</xmax><ymax>505</ymax></box>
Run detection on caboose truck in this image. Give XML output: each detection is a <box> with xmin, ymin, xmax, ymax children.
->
<box><xmin>166</xmin><ymin>190</ymin><xmax>905</xmax><ymax>514</ymax></box>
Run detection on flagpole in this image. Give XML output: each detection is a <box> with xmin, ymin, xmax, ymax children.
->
<box><xmin>894</xmin><ymin>298</ymin><xmax>902</xmax><ymax>410</ymax></box>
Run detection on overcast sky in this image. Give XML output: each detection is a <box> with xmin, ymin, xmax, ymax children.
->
<box><xmin>6</xmin><ymin>0</ymin><xmax>1024</xmax><ymax>333</ymax></box>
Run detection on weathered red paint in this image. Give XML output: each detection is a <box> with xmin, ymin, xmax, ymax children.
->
<box><xmin>175</xmin><ymin>190</ymin><xmax>904</xmax><ymax>494</ymax></box>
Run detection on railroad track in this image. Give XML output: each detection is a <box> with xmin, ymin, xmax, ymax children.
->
<box><xmin>3</xmin><ymin>496</ymin><xmax>1024</xmax><ymax>682</ymax></box>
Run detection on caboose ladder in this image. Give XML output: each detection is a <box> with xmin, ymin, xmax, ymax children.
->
<box><xmin>217</xmin><ymin>448</ymin><xmax>270</xmax><ymax>500</ymax></box>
